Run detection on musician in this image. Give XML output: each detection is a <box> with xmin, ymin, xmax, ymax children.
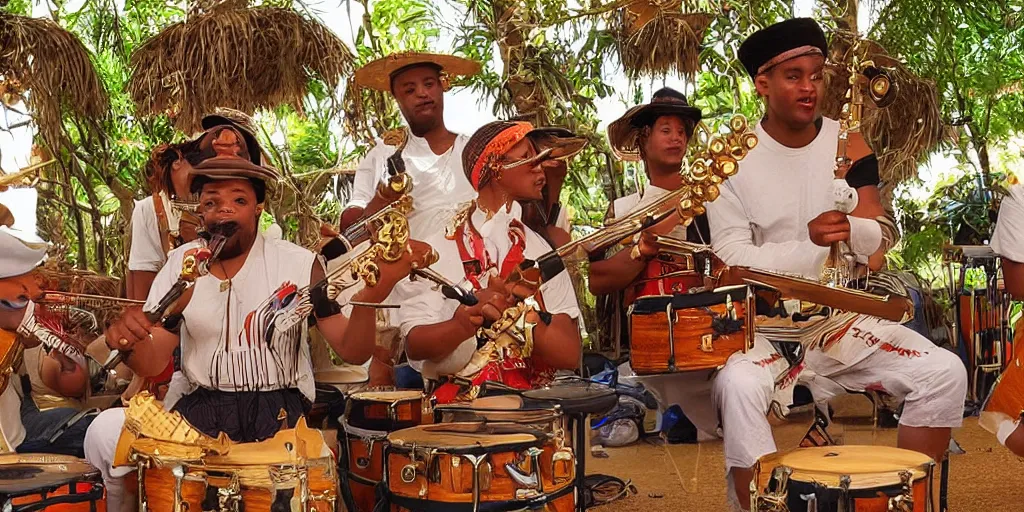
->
<box><xmin>396</xmin><ymin>120</ymin><xmax>584</xmax><ymax>403</ymax></box>
<box><xmin>589</xmin><ymin>89</ymin><xmax>793</xmax><ymax>468</ymax></box>
<box><xmin>0</xmin><ymin>205</ymin><xmax>95</xmax><ymax>457</ymax></box>
<box><xmin>82</xmin><ymin>125</ymin><xmax>434</xmax><ymax>512</ymax></box>
<box><xmin>989</xmin><ymin>176</ymin><xmax>1024</xmax><ymax>455</ymax></box>
<box><xmin>338</xmin><ymin>52</ymin><xmax>482</xmax><ymax>387</ymax></box>
<box><xmin>705</xmin><ymin>18</ymin><xmax>968</xmax><ymax>507</ymax></box>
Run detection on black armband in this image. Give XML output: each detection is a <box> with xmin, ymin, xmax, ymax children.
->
<box><xmin>846</xmin><ymin>154</ymin><xmax>880</xmax><ymax>188</ymax></box>
<box><xmin>537</xmin><ymin>310</ymin><xmax>553</xmax><ymax>326</ymax></box>
<box><xmin>310</xmin><ymin>282</ymin><xmax>342</xmax><ymax>318</ymax></box>
<box><xmin>321</xmin><ymin>237</ymin><xmax>350</xmax><ymax>261</ymax></box>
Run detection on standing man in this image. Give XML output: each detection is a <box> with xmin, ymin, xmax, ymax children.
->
<box><xmin>342</xmin><ymin>52</ymin><xmax>481</xmax><ymax>386</ymax></box>
<box><xmin>706</xmin><ymin>18</ymin><xmax>967</xmax><ymax>509</ymax></box>
<box><xmin>987</xmin><ymin>175</ymin><xmax>1024</xmax><ymax>454</ymax></box>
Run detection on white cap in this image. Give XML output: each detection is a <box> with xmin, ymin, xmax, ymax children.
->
<box><xmin>0</xmin><ymin>225</ymin><xmax>48</xmax><ymax>279</ymax></box>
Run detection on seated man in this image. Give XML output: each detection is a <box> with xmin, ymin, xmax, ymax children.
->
<box><xmin>989</xmin><ymin>175</ymin><xmax>1024</xmax><ymax>454</ymax></box>
<box><xmin>0</xmin><ymin>201</ymin><xmax>95</xmax><ymax>457</ymax></box>
<box><xmin>82</xmin><ymin>125</ymin><xmax>433</xmax><ymax>512</ymax></box>
<box><xmin>706</xmin><ymin>18</ymin><xmax>968</xmax><ymax>509</ymax></box>
<box><xmin>396</xmin><ymin>121</ymin><xmax>584</xmax><ymax>403</ymax></box>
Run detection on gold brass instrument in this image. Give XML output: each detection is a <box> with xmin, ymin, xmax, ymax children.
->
<box><xmin>821</xmin><ymin>38</ymin><xmax>898</xmax><ymax>288</ymax></box>
<box><xmin>511</xmin><ymin>115</ymin><xmax>757</xmax><ymax>287</ymax></box>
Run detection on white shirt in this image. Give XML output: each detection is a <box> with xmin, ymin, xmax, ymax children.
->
<box><xmin>993</xmin><ymin>181</ymin><xmax>1024</xmax><ymax>263</ymax></box>
<box><xmin>613</xmin><ymin>185</ymin><xmax>692</xmax><ymax>241</ymax></box>
<box><xmin>349</xmin><ymin>133</ymin><xmax>475</xmax><ymax>237</ymax></box>
<box><xmin>128</xmin><ymin>195</ymin><xmax>172</xmax><ymax>272</ymax></box>
<box><xmin>145</xmin><ymin>234</ymin><xmax>319</xmax><ymax>401</ymax></box>
<box><xmin>395</xmin><ymin>201</ymin><xmax>582</xmax><ymax>379</ymax></box>
<box><xmin>707</xmin><ymin>118</ymin><xmax>840</xmax><ymax>280</ymax></box>
<box><xmin>0</xmin><ymin>368</ymin><xmax>25</xmax><ymax>451</ymax></box>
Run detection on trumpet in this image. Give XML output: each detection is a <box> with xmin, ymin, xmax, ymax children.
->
<box><xmin>512</xmin><ymin>115</ymin><xmax>758</xmax><ymax>285</ymax></box>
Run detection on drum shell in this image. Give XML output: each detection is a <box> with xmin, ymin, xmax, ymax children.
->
<box><xmin>392</xmin><ymin>487</ymin><xmax>575</xmax><ymax>512</ymax></box>
<box><xmin>341</xmin><ymin>430</ymin><xmax>386</xmax><ymax>512</ymax></box>
<box><xmin>132</xmin><ymin>458</ymin><xmax>337</xmax><ymax>512</ymax></box>
<box><xmin>764</xmin><ymin>475</ymin><xmax>929</xmax><ymax>512</ymax></box>
<box><xmin>628</xmin><ymin>286</ymin><xmax>752</xmax><ymax>374</ymax></box>
<box><xmin>344</xmin><ymin>391</ymin><xmax>431</xmax><ymax>431</ymax></box>
<box><xmin>1</xmin><ymin>454</ymin><xmax>105</xmax><ymax>512</ymax></box>
<box><xmin>8</xmin><ymin>481</ymin><xmax>104</xmax><ymax>512</ymax></box>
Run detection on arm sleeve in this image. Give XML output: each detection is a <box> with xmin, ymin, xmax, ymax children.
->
<box><xmin>538</xmin><ymin>269</ymin><xmax>581</xmax><ymax>319</ymax></box>
<box><xmin>347</xmin><ymin>144</ymin><xmax>383</xmax><ymax>210</ymax></box>
<box><xmin>993</xmin><ymin>185</ymin><xmax>1024</xmax><ymax>263</ymax></box>
<box><xmin>143</xmin><ymin>248</ymin><xmax>187</xmax><ymax>311</ymax></box>
<box><xmin>707</xmin><ymin>182</ymin><xmax>829</xmax><ymax>278</ymax></box>
<box><xmin>127</xmin><ymin>200</ymin><xmax>167</xmax><ymax>272</ymax></box>
<box><xmin>394</xmin><ymin>279</ymin><xmax>470</xmax><ymax>376</ymax></box>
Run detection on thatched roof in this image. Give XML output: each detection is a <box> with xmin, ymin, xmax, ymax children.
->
<box><xmin>610</xmin><ymin>0</ymin><xmax>711</xmax><ymax>79</ymax></box>
<box><xmin>0</xmin><ymin>13</ymin><xmax>108</xmax><ymax>145</ymax></box>
<box><xmin>822</xmin><ymin>32</ymin><xmax>944</xmax><ymax>186</ymax></box>
<box><xmin>128</xmin><ymin>5</ymin><xmax>355</xmax><ymax>133</ymax></box>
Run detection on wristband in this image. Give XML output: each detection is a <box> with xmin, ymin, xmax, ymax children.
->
<box><xmin>310</xmin><ymin>282</ymin><xmax>342</xmax><ymax>319</ymax></box>
<box><xmin>847</xmin><ymin>216</ymin><xmax>883</xmax><ymax>257</ymax></box>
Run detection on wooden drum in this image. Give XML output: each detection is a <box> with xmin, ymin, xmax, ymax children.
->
<box><xmin>0</xmin><ymin>454</ymin><xmax>105</xmax><ymax>512</ymax></box>
<box><xmin>385</xmin><ymin>422</ymin><xmax>575</xmax><ymax>511</ymax></box>
<box><xmin>752</xmin><ymin>445</ymin><xmax>934</xmax><ymax>511</ymax></box>
<box><xmin>628</xmin><ymin>285</ymin><xmax>753</xmax><ymax>374</ymax></box>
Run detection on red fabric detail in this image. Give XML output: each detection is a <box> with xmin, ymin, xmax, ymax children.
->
<box><xmin>469</xmin><ymin>122</ymin><xmax>533</xmax><ymax>189</ymax></box>
<box><xmin>453</xmin><ymin>210</ymin><xmax>528</xmax><ymax>289</ymax></box>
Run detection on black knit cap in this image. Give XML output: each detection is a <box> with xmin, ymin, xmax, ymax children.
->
<box><xmin>738</xmin><ymin>18</ymin><xmax>828</xmax><ymax>78</ymax></box>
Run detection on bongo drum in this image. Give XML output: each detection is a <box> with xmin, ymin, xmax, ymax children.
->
<box><xmin>434</xmin><ymin>395</ymin><xmax>565</xmax><ymax>434</ymax></box>
<box><xmin>752</xmin><ymin>445</ymin><xmax>934</xmax><ymax>512</ymax></box>
<box><xmin>340</xmin><ymin>390</ymin><xmax>432</xmax><ymax>512</ymax></box>
<box><xmin>384</xmin><ymin>422</ymin><xmax>575</xmax><ymax>511</ymax></box>
<box><xmin>0</xmin><ymin>454</ymin><xmax>105</xmax><ymax>512</ymax></box>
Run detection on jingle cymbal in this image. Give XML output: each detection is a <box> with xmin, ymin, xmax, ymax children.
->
<box><xmin>0</xmin><ymin>454</ymin><xmax>99</xmax><ymax>494</ymax></box>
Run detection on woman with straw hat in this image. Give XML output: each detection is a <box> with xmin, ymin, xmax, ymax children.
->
<box><xmin>394</xmin><ymin>120</ymin><xmax>585</xmax><ymax>403</ymax></box>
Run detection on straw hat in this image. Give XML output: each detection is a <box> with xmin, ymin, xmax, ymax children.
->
<box><xmin>354</xmin><ymin>51</ymin><xmax>481</xmax><ymax>92</ymax></box>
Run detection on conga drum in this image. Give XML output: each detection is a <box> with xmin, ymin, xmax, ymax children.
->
<box><xmin>340</xmin><ymin>390</ymin><xmax>432</xmax><ymax>512</ymax></box>
<box><xmin>752</xmin><ymin>445</ymin><xmax>934</xmax><ymax>511</ymax></box>
<box><xmin>384</xmin><ymin>422</ymin><xmax>575</xmax><ymax>511</ymax></box>
<box><xmin>0</xmin><ymin>454</ymin><xmax>105</xmax><ymax>512</ymax></box>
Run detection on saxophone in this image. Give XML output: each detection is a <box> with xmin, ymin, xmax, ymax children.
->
<box><xmin>820</xmin><ymin>38</ymin><xmax>897</xmax><ymax>288</ymax></box>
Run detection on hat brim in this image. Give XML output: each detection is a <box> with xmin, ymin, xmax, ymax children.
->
<box><xmin>200</xmin><ymin>115</ymin><xmax>265</xmax><ymax>166</ymax></box>
<box><xmin>190</xmin><ymin>157</ymin><xmax>281</xmax><ymax>188</ymax></box>
<box><xmin>527</xmin><ymin>128</ymin><xmax>589</xmax><ymax>161</ymax></box>
<box><xmin>607</xmin><ymin>103</ymin><xmax>702</xmax><ymax>162</ymax></box>
<box><xmin>354</xmin><ymin>52</ymin><xmax>482</xmax><ymax>92</ymax></box>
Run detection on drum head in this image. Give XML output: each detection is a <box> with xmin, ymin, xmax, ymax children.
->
<box><xmin>435</xmin><ymin>395</ymin><xmax>560</xmax><ymax>425</ymax></box>
<box><xmin>349</xmin><ymin>390</ymin><xmax>424</xmax><ymax>402</ymax></box>
<box><xmin>0</xmin><ymin>455</ymin><xmax>99</xmax><ymax>494</ymax></box>
<box><xmin>522</xmin><ymin>379</ymin><xmax>617</xmax><ymax>416</ymax></box>
<box><xmin>757</xmin><ymin>445</ymin><xmax>933</xmax><ymax>491</ymax></box>
<box><xmin>387</xmin><ymin>422</ymin><xmax>544</xmax><ymax>455</ymax></box>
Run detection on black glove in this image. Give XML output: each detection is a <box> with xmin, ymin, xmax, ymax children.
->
<box><xmin>310</xmin><ymin>282</ymin><xmax>342</xmax><ymax>319</ymax></box>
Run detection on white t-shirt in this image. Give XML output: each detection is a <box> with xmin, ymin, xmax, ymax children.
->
<box><xmin>993</xmin><ymin>182</ymin><xmax>1024</xmax><ymax>263</ymax></box>
<box><xmin>394</xmin><ymin>201</ymin><xmax>582</xmax><ymax>379</ymax></box>
<box><xmin>0</xmin><ymin>369</ymin><xmax>26</xmax><ymax>451</ymax></box>
<box><xmin>145</xmin><ymin>234</ymin><xmax>319</xmax><ymax>401</ymax></box>
<box><xmin>128</xmin><ymin>195</ymin><xmax>171</xmax><ymax>272</ymax></box>
<box><xmin>707</xmin><ymin>118</ymin><xmax>840</xmax><ymax>280</ymax></box>
<box><xmin>348</xmin><ymin>133</ymin><xmax>475</xmax><ymax>237</ymax></box>
<box><xmin>613</xmin><ymin>185</ymin><xmax>692</xmax><ymax>242</ymax></box>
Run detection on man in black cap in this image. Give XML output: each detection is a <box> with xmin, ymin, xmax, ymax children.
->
<box><xmin>706</xmin><ymin>18</ymin><xmax>967</xmax><ymax>508</ymax></box>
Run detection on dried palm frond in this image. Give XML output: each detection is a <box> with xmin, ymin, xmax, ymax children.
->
<box><xmin>128</xmin><ymin>5</ymin><xmax>355</xmax><ymax>133</ymax></box>
<box><xmin>0</xmin><ymin>12</ymin><xmax>108</xmax><ymax>145</ymax></box>
<box><xmin>342</xmin><ymin>80</ymin><xmax>396</xmax><ymax>144</ymax></box>
<box><xmin>823</xmin><ymin>33</ymin><xmax>944</xmax><ymax>186</ymax></box>
<box><xmin>610</xmin><ymin>0</ymin><xmax>711</xmax><ymax>79</ymax></box>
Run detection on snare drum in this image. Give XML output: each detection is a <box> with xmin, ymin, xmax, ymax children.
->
<box><xmin>0</xmin><ymin>454</ymin><xmax>105</xmax><ymax>512</ymax></box>
<box><xmin>341</xmin><ymin>390</ymin><xmax>432</xmax><ymax>512</ymax></box>
<box><xmin>129</xmin><ymin>441</ymin><xmax>338</xmax><ymax>512</ymax></box>
<box><xmin>752</xmin><ymin>445</ymin><xmax>934</xmax><ymax>511</ymax></box>
<box><xmin>385</xmin><ymin>422</ymin><xmax>575</xmax><ymax>511</ymax></box>
<box><xmin>628</xmin><ymin>285</ymin><xmax>753</xmax><ymax>374</ymax></box>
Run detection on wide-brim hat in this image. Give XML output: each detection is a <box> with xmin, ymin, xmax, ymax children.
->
<box><xmin>527</xmin><ymin>127</ymin><xmax>588</xmax><ymax>161</ymax></box>
<box><xmin>200</xmin><ymin>108</ymin><xmax>266</xmax><ymax>166</ymax></box>
<box><xmin>607</xmin><ymin>87</ymin><xmax>702</xmax><ymax>162</ymax></box>
<box><xmin>0</xmin><ymin>226</ymin><xmax>48</xmax><ymax>280</ymax></box>
<box><xmin>354</xmin><ymin>51</ymin><xmax>482</xmax><ymax>92</ymax></box>
<box><xmin>189</xmin><ymin>126</ymin><xmax>280</xmax><ymax>190</ymax></box>
<box><xmin>738</xmin><ymin>18</ymin><xmax>828</xmax><ymax>78</ymax></box>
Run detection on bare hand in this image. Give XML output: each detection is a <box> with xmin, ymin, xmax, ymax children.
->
<box><xmin>808</xmin><ymin>210</ymin><xmax>851</xmax><ymax>247</ymax></box>
<box><xmin>453</xmin><ymin>284</ymin><xmax>512</xmax><ymax>334</ymax></box>
<box><xmin>105</xmin><ymin>307</ymin><xmax>156</xmax><ymax>352</ymax></box>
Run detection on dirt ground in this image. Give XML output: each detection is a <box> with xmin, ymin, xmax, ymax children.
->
<box><xmin>588</xmin><ymin>395</ymin><xmax>1024</xmax><ymax>511</ymax></box>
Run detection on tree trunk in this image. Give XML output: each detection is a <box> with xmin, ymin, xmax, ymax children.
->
<box><xmin>491</xmin><ymin>1</ymin><xmax>543</xmax><ymax>123</ymax></box>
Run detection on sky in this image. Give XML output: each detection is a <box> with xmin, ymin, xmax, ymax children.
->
<box><xmin>0</xmin><ymin>0</ymin><xmax>954</xmax><ymax>233</ymax></box>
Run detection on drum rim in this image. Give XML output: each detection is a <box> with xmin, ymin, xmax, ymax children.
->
<box><xmin>348</xmin><ymin>390</ymin><xmax>425</xmax><ymax>402</ymax></box>
<box><xmin>385</xmin><ymin>422</ymin><xmax>547</xmax><ymax>455</ymax></box>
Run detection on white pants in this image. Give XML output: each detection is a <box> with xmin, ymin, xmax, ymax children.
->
<box><xmin>625</xmin><ymin>314</ymin><xmax>967</xmax><ymax>508</ymax></box>
<box><xmin>83</xmin><ymin>408</ymin><xmax>133</xmax><ymax>512</ymax></box>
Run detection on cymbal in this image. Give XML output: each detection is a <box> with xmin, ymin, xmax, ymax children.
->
<box><xmin>0</xmin><ymin>454</ymin><xmax>99</xmax><ymax>494</ymax></box>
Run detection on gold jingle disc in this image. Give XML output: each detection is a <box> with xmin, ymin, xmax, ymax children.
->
<box><xmin>718</xmin><ymin>157</ymin><xmax>738</xmax><ymax>177</ymax></box>
<box><xmin>729</xmin><ymin>115</ymin><xmax>748</xmax><ymax>133</ymax></box>
<box><xmin>742</xmin><ymin>133</ymin><xmax>758</xmax><ymax>150</ymax></box>
<box><xmin>709</xmin><ymin>138</ymin><xmax>728</xmax><ymax>157</ymax></box>
<box><xmin>689</xmin><ymin>159</ymin><xmax>710</xmax><ymax>181</ymax></box>
<box><xmin>704</xmin><ymin>184</ymin><xmax>720</xmax><ymax>202</ymax></box>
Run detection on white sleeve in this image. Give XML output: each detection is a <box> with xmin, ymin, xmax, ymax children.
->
<box><xmin>539</xmin><ymin>269</ymin><xmax>581</xmax><ymax>320</ymax></box>
<box><xmin>347</xmin><ymin>144</ymin><xmax>384</xmax><ymax>210</ymax></box>
<box><xmin>143</xmin><ymin>248</ymin><xmax>186</xmax><ymax>311</ymax></box>
<box><xmin>707</xmin><ymin>182</ymin><xmax>829</xmax><ymax>278</ymax></box>
<box><xmin>394</xmin><ymin>278</ymin><xmax>468</xmax><ymax>377</ymax></box>
<box><xmin>127</xmin><ymin>199</ymin><xmax>167</xmax><ymax>272</ymax></box>
<box><xmin>993</xmin><ymin>185</ymin><xmax>1024</xmax><ymax>263</ymax></box>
